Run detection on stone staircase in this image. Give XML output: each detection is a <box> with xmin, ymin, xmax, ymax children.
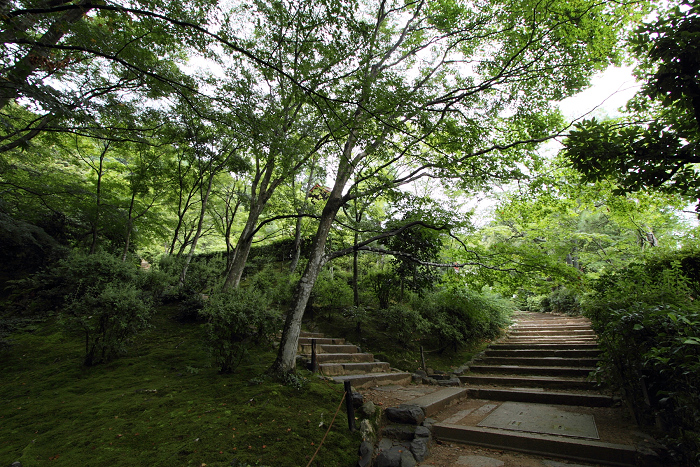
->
<box><xmin>427</xmin><ymin>312</ymin><xmax>663</xmax><ymax>466</ymax></box>
<box><xmin>297</xmin><ymin>331</ymin><xmax>412</xmax><ymax>388</ymax></box>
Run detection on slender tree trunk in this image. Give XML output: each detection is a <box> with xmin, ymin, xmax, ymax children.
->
<box><xmin>89</xmin><ymin>143</ymin><xmax>109</xmax><ymax>255</ymax></box>
<box><xmin>222</xmin><ymin>201</ymin><xmax>266</xmax><ymax>290</ymax></box>
<box><xmin>122</xmin><ymin>192</ymin><xmax>136</xmax><ymax>262</ymax></box>
<box><xmin>353</xmin><ymin>231</ymin><xmax>360</xmax><ymax>306</ymax></box>
<box><xmin>179</xmin><ymin>172</ymin><xmax>215</xmax><ymax>287</ymax></box>
<box><xmin>269</xmin><ymin>197</ymin><xmax>341</xmax><ymax>375</ymax></box>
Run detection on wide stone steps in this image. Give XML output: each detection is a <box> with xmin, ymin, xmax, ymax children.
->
<box><xmin>459</xmin><ymin>374</ymin><xmax>598</xmax><ymax>391</ymax></box>
<box><xmin>468</xmin><ymin>364</ymin><xmax>595</xmax><ymax>377</ymax></box>
<box><xmin>484</xmin><ymin>348</ymin><xmax>599</xmax><ymax>358</ymax></box>
<box><xmin>490</xmin><ymin>342</ymin><xmax>599</xmax><ymax>350</ymax></box>
<box><xmin>479</xmin><ymin>356</ymin><xmax>600</xmax><ymax>367</ymax></box>
<box><xmin>427</xmin><ymin>312</ymin><xmax>659</xmax><ymax>466</ymax></box>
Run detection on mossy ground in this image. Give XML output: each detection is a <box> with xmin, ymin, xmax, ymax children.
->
<box><xmin>0</xmin><ymin>306</ymin><xmax>360</xmax><ymax>467</ymax></box>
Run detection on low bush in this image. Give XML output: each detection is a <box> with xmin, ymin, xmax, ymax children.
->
<box><xmin>200</xmin><ymin>286</ymin><xmax>281</xmax><ymax>373</ymax></box>
<box><xmin>585</xmin><ymin>254</ymin><xmax>700</xmax><ymax>465</ymax></box>
<box><xmin>62</xmin><ymin>283</ymin><xmax>152</xmax><ymax>366</ymax></box>
<box><xmin>414</xmin><ymin>286</ymin><xmax>512</xmax><ymax>351</ymax></box>
<box><xmin>377</xmin><ymin>303</ymin><xmax>430</xmax><ymax>348</ymax></box>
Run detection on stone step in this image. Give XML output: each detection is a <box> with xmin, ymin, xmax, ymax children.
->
<box><xmin>319</xmin><ymin>361</ymin><xmax>390</xmax><ymax>376</ymax></box>
<box><xmin>491</xmin><ymin>343</ymin><xmax>599</xmax><ymax>351</ymax></box>
<box><xmin>459</xmin><ymin>374</ymin><xmax>598</xmax><ymax>391</ymax></box>
<box><xmin>511</xmin><ymin>324</ymin><xmax>592</xmax><ymax>330</ymax></box>
<box><xmin>468</xmin><ymin>364</ymin><xmax>595</xmax><ymax>378</ymax></box>
<box><xmin>312</xmin><ymin>352</ymin><xmax>375</xmax><ymax>364</ymax></box>
<box><xmin>501</xmin><ymin>338</ymin><xmax>598</xmax><ymax>345</ymax></box>
<box><xmin>297</xmin><ymin>337</ymin><xmax>345</xmax><ymax>347</ymax></box>
<box><xmin>485</xmin><ymin>348</ymin><xmax>600</xmax><ymax>358</ymax></box>
<box><xmin>465</xmin><ymin>387</ymin><xmax>615</xmax><ymax>407</ymax></box>
<box><xmin>404</xmin><ymin>387</ymin><xmax>469</xmax><ymax>417</ymax></box>
<box><xmin>432</xmin><ymin>424</ymin><xmax>643</xmax><ymax>466</ymax></box>
<box><xmin>509</xmin><ymin>329</ymin><xmax>596</xmax><ymax>337</ymax></box>
<box><xmin>299</xmin><ymin>343</ymin><xmax>360</xmax><ymax>354</ymax></box>
<box><xmin>299</xmin><ymin>331</ymin><xmax>325</xmax><ymax>338</ymax></box>
<box><xmin>332</xmin><ymin>372</ymin><xmax>412</xmax><ymax>389</ymax></box>
<box><xmin>479</xmin><ymin>356</ymin><xmax>599</xmax><ymax>367</ymax></box>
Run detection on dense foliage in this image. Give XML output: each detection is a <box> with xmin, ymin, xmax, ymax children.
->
<box><xmin>584</xmin><ymin>247</ymin><xmax>700</xmax><ymax>465</ymax></box>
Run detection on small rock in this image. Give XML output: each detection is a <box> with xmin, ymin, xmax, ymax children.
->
<box><xmin>411</xmin><ymin>374</ymin><xmax>423</xmax><ymax>384</ymax></box>
<box><xmin>351</xmin><ymin>391</ymin><xmax>364</xmax><ymax>408</ymax></box>
<box><xmin>360</xmin><ymin>419</ymin><xmax>375</xmax><ymax>442</ymax></box>
<box><xmin>411</xmin><ymin>437</ymin><xmax>430</xmax><ymax>461</ymax></box>
<box><xmin>437</xmin><ymin>377</ymin><xmax>461</xmax><ymax>387</ymax></box>
<box><xmin>422</xmin><ymin>418</ymin><xmax>437</xmax><ymax>429</ymax></box>
<box><xmin>11</xmin><ymin>462</ymin><xmax>22</xmax><ymax>467</ymax></box>
<box><xmin>376</xmin><ymin>446</ymin><xmax>403</xmax><ymax>467</ymax></box>
<box><xmin>359</xmin><ymin>401</ymin><xmax>376</xmax><ymax>417</ymax></box>
<box><xmin>382</xmin><ymin>425</ymin><xmax>416</xmax><ymax>440</ymax></box>
<box><xmin>400</xmin><ymin>450</ymin><xmax>417</xmax><ymax>467</ymax></box>
<box><xmin>358</xmin><ymin>440</ymin><xmax>373</xmax><ymax>467</ymax></box>
<box><xmin>378</xmin><ymin>437</ymin><xmax>394</xmax><ymax>452</ymax></box>
<box><xmin>385</xmin><ymin>405</ymin><xmax>425</xmax><ymax>425</ymax></box>
<box><xmin>414</xmin><ymin>426</ymin><xmax>431</xmax><ymax>439</ymax></box>
<box><xmin>414</xmin><ymin>370</ymin><xmax>427</xmax><ymax>378</ymax></box>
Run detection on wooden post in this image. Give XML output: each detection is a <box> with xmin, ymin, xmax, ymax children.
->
<box><xmin>420</xmin><ymin>345</ymin><xmax>427</xmax><ymax>372</ymax></box>
<box><xmin>311</xmin><ymin>338</ymin><xmax>318</xmax><ymax>373</ymax></box>
<box><xmin>344</xmin><ymin>381</ymin><xmax>355</xmax><ymax>432</ymax></box>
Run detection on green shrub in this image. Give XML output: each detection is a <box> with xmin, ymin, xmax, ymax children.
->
<box><xmin>200</xmin><ymin>287</ymin><xmax>281</xmax><ymax>374</ymax></box>
<box><xmin>377</xmin><ymin>303</ymin><xmax>430</xmax><ymax>348</ymax></box>
<box><xmin>9</xmin><ymin>250</ymin><xmax>157</xmax><ymax>365</ymax></box>
<box><xmin>546</xmin><ymin>287</ymin><xmax>581</xmax><ymax>315</ymax></box>
<box><xmin>415</xmin><ymin>287</ymin><xmax>512</xmax><ymax>351</ymax></box>
<box><xmin>585</xmin><ymin>255</ymin><xmax>700</xmax><ymax>465</ymax></box>
<box><xmin>62</xmin><ymin>283</ymin><xmax>152</xmax><ymax>366</ymax></box>
<box><xmin>312</xmin><ymin>270</ymin><xmax>354</xmax><ymax>309</ymax></box>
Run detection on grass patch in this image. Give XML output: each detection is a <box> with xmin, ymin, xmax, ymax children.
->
<box><xmin>0</xmin><ymin>306</ymin><xmax>360</xmax><ymax>466</ymax></box>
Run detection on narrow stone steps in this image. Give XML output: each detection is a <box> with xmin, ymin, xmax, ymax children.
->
<box><xmin>468</xmin><ymin>364</ymin><xmax>595</xmax><ymax>377</ymax></box>
<box><xmin>312</xmin><ymin>352</ymin><xmax>375</xmax><ymax>364</ymax></box>
<box><xmin>298</xmin><ymin>343</ymin><xmax>359</xmax><ymax>354</ymax></box>
<box><xmin>299</xmin><ymin>331</ymin><xmax>325</xmax><ymax>338</ymax></box>
<box><xmin>459</xmin><ymin>374</ymin><xmax>598</xmax><ymax>391</ymax></box>
<box><xmin>297</xmin><ymin>336</ymin><xmax>345</xmax><ymax>348</ymax></box>
<box><xmin>404</xmin><ymin>387</ymin><xmax>469</xmax><ymax>417</ymax></box>
<box><xmin>332</xmin><ymin>372</ymin><xmax>412</xmax><ymax>389</ymax></box>
<box><xmin>297</xmin><ymin>330</ymin><xmax>412</xmax><ymax>387</ymax></box>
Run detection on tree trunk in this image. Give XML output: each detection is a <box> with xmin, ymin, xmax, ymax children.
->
<box><xmin>353</xmin><ymin>230</ymin><xmax>360</xmax><ymax>306</ymax></box>
<box><xmin>89</xmin><ymin>143</ymin><xmax>109</xmax><ymax>255</ymax></box>
<box><xmin>0</xmin><ymin>0</ymin><xmax>93</xmax><ymax>111</ymax></box>
<box><xmin>179</xmin><ymin>171</ymin><xmax>215</xmax><ymax>287</ymax></box>
<box><xmin>121</xmin><ymin>192</ymin><xmax>136</xmax><ymax>262</ymax></box>
<box><xmin>269</xmin><ymin>198</ymin><xmax>340</xmax><ymax>376</ymax></box>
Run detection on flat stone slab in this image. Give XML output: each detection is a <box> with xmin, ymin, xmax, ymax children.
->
<box><xmin>477</xmin><ymin>402</ymin><xmax>599</xmax><ymax>440</ymax></box>
<box><xmin>456</xmin><ymin>455</ymin><xmax>505</xmax><ymax>466</ymax></box>
<box><xmin>406</xmin><ymin>387</ymin><xmax>468</xmax><ymax>416</ymax></box>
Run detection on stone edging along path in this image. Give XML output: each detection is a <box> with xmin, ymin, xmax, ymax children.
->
<box><xmin>305</xmin><ymin>311</ymin><xmax>670</xmax><ymax>467</ymax></box>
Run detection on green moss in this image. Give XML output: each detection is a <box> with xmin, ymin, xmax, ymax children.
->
<box><xmin>0</xmin><ymin>308</ymin><xmax>360</xmax><ymax>466</ymax></box>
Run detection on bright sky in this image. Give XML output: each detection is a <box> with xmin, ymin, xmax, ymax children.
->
<box><xmin>559</xmin><ymin>65</ymin><xmax>640</xmax><ymax>121</ymax></box>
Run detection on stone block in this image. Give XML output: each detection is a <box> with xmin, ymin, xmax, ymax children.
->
<box><xmin>386</xmin><ymin>405</ymin><xmax>425</xmax><ymax>425</ymax></box>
